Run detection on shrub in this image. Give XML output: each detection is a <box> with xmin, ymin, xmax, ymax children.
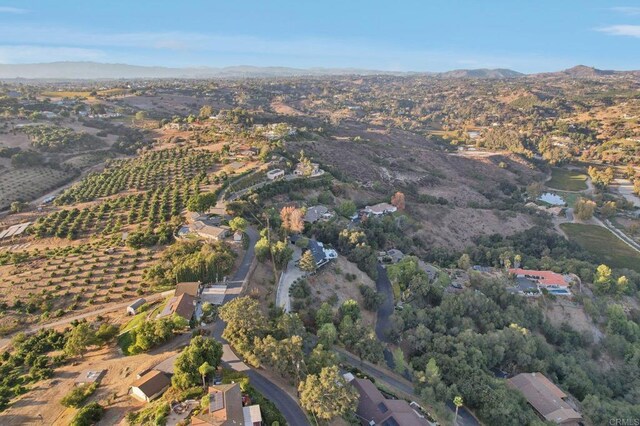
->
<box><xmin>61</xmin><ymin>383</ymin><xmax>98</xmax><ymax>408</ymax></box>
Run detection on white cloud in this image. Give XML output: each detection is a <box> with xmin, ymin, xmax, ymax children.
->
<box><xmin>0</xmin><ymin>45</ymin><xmax>105</xmax><ymax>63</ymax></box>
<box><xmin>597</xmin><ymin>25</ymin><xmax>640</xmax><ymax>38</ymax></box>
<box><xmin>611</xmin><ymin>6</ymin><xmax>640</xmax><ymax>16</ymax></box>
<box><xmin>0</xmin><ymin>6</ymin><xmax>27</xmax><ymax>14</ymax></box>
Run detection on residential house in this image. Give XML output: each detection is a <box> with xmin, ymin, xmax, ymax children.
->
<box><xmin>233</xmin><ymin>231</ymin><xmax>243</xmax><ymax>242</ymax></box>
<box><xmin>267</xmin><ymin>169</ymin><xmax>285</xmax><ymax>180</ymax></box>
<box><xmin>74</xmin><ymin>370</ymin><xmax>106</xmax><ymax>386</ymax></box>
<box><xmin>303</xmin><ymin>205</ymin><xmax>333</xmax><ymax>223</ymax></box>
<box><xmin>294</xmin><ymin>162</ymin><xmax>323</xmax><ymax>177</ymax></box>
<box><xmin>127</xmin><ymin>298</ymin><xmax>146</xmax><ymax>315</ymax></box>
<box><xmin>364</xmin><ymin>203</ymin><xmax>397</xmax><ymax>216</ymax></box>
<box><xmin>347</xmin><ymin>376</ymin><xmax>430</xmax><ymax>426</ymax></box>
<box><xmin>157</xmin><ymin>293</ymin><xmax>197</xmax><ymax>322</ymax></box>
<box><xmin>192</xmin><ymin>221</ymin><xmax>230</xmax><ymax>241</ymax></box>
<box><xmin>174</xmin><ymin>282</ymin><xmax>202</xmax><ymax>298</ymax></box>
<box><xmin>294</xmin><ymin>237</ymin><xmax>337</xmax><ymax>269</ymax></box>
<box><xmin>508</xmin><ymin>372</ymin><xmax>582</xmax><ymax>425</ymax></box>
<box><xmin>130</xmin><ymin>370</ymin><xmax>171</xmax><ymax>403</ymax></box>
<box><xmin>508</xmin><ymin>268</ymin><xmax>571</xmax><ymax>295</ymax></box>
<box><xmin>191</xmin><ymin>383</ymin><xmax>262</xmax><ymax>426</ymax></box>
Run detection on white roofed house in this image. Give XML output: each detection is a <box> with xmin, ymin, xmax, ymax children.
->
<box><xmin>364</xmin><ymin>203</ymin><xmax>397</xmax><ymax>216</ymax></box>
<box><xmin>267</xmin><ymin>168</ymin><xmax>285</xmax><ymax>180</ymax></box>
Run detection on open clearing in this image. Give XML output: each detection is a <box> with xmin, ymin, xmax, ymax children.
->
<box><xmin>560</xmin><ymin>223</ymin><xmax>640</xmax><ymax>271</ymax></box>
<box><xmin>546</xmin><ymin>168</ymin><xmax>588</xmax><ymax>191</ymax></box>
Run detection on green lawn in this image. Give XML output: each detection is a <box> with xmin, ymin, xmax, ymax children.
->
<box><xmin>554</xmin><ymin>191</ymin><xmax>579</xmax><ymax>208</ymax></box>
<box><xmin>547</xmin><ymin>168</ymin><xmax>588</xmax><ymax>191</ymax></box>
<box><xmin>560</xmin><ymin>223</ymin><xmax>640</xmax><ymax>272</ymax></box>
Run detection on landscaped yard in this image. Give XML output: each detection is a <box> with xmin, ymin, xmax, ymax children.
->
<box><xmin>560</xmin><ymin>223</ymin><xmax>640</xmax><ymax>271</ymax></box>
<box><xmin>546</xmin><ymin>168</ymin><xmax>588</xmax><ymax>191</ymax></box>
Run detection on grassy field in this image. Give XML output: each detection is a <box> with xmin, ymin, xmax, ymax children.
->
<box><xmin>41</xmin><ymin>88</ymin><xmax>129</xmax><ymax>99</ymax></box>
<box><xmin>560</xmin><ymin>223</ymin><xmax>640</xmax><ymax>271</ymax></box>
<box><xmin>547</xmin><ymin>168</ymin><xmax>588</xmax><ymax>191</ymax></box>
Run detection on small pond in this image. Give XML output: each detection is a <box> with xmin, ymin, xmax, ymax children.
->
<box><xmin>539</xmin><ymin>192</ymin><xmax>565</xmax><ymax>206</ymax></box>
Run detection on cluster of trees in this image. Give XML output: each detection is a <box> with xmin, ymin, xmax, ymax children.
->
<box><xmin>55</xmin><ymin>148</ymin><xmax>218</xmax><ymax>204</ymax></box>
<box><xmin>172</xmin><ymin>336</ymin><xmax>223</xmax><ymax>390</ymax></box>
<box><xmin>21</xmin><ymin>125</ymin><xmax>104</xmax><ymax>152</ymax></box>
<box><xmin>588</xmin><ymin>166</ymin><xmax>615</xmax><ymax>188</ymax></box>
<box><xmin>33</xmin><ymin>189</ymin><xmax>186</xmax><ymax>240</ymax></box>
<box><xmin>391</xmin><ymin>275</ymin><xmax>640</xmax><ymax>425</ymax></box>
<box><xmin>387</xmin><ymin>256</ymin><xmax>448</xmax><ymax>308</ymax></box>
<box><xmin>144</xmin><ymin>240</ymin><xmax>235</xmax><ymax>286</ymax></box>
<box><xmin>0</xmin><ymin>329</ymin><xmax>67</xmax><ymax>410</ymax></box>
<box><xmin>127</xmin><ymin>315</ymin><xmax>188</xmax><ymax>355</ymax></box>
<box><xmin>219</xmin><ymin>297</ymin><xmax>359</xmax><ymax>421</ymax></box>
<box><xmin>61</xmin><ymin>383</ymin><xmax>98</xmax><ymax>408</ymax></box>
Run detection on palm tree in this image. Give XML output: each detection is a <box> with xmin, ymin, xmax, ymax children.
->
<box><xmin>198</xmin><ymin>362</ymin><xmax>214</xmax><ymax>389</ymax></box>
<box><xmin>453</xmin><ymin>395</ymin><xmax>464</xmax><ymax>425</ymax></box>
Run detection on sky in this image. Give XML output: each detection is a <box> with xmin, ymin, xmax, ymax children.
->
<box><xmin>0</xmin><ymin>1</ymin><xmax>640</xmax><ymax>73</ymax></box>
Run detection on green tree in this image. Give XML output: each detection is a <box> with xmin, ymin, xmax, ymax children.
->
<box><xmin>298</xmin><ymin>250</ymin><xmax>317</xmax><ymax>273</ymax></box>
<box><xmin>616</xmin><ymin>276</ymin><xmax>629</xmax><ymax>295</ymax></box>
<box><xmin>271</xmin><ymin>241</ymin><xmax>293</xmax><ymax>270</ymax></box>
<box><xmin>315</xmin><ymin>302</ymin><xmax>334</xmax><ymax>326</ymax></box>
<box><xmin>199</xmin><ymin>105</ymin><xmax>213</xmax><ymax>119</ymax></box>
<box><xmin>172</xmin><ymin>337</ymin><xmax>223</xmax><ymax>390</ymax></box>
<box><xmin>218</xmin><ymin>297</ymin><xmax>268</xmax><ymax>356</ymax></box>
<box><xmin>255</xmin><ymin>236</ymin><xmax>270</xmax><ymax>262</ymax></box>
<box><xmin>134</xmin><ymin>111</ymin><xmax>147</xmax><ymax>121</ymax></box>
<box><xmin>71</xmin><ymin>402</ymin><xmax>104</xmax><ymax>426</ymax></box>
<box><xmin>317</xmin><ymin>323</ymin><xmax>337</xmax><ymax>347</ymax></box>
<box><xmin>336</xmin><ymin>200</ymin><xmax>357</xmax><ymax>218</ymax></box>
<box><xmin>229</xmin><ymin>217</ymin><xmax>248</xmax><ymax>233</ymax></box>
<box><xmin>10</xmin><ymin>201</ymin><xmax>29</xmax><ymax>213</ymax></box>
<box><xmin>574</xmin><ymin>198</ymin><xmax>596</xmax><ymax>221</ymax></box>
<box><xmin>64</xmin><ymin>323</ymin><xmax>96</xmax><ymax>358</ymax></box>
<box><xmin>454</xmin><ymin>396</ymin><xmax>464</xmax><ymax>424</ymax></box>
<box><xmin>458</xmin><ymin>253</ymin><xmax>471</xmax><ymax>270</ymax></box>
<box><xmin>298</xmin><ymin>366</ymin><xmax>358</xmax><ymax>421</ymax></box>
<box><xmin>198</xmin><ymin>361</ymin><xmax>215</xmax><ymax>389</ymax></box>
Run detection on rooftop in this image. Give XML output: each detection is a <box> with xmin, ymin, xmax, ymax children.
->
<box><xmin>131</xmin><ymin>370</ymin><xmax>171</xmax><ymax>398</ymax></box>
<box><xmin>508</xmin><ymin>269</ymin><xmax>568</xmax><ymax>287</ymax></box>
<box><xmin>508</xmin><ymin>372</ymin><xmax>582</xmax><ymax>424</ymax></box>
<box><xmin>157</xmin><ymin>293</ymin><xmax>196</xmax><ymax>321</ymax></box>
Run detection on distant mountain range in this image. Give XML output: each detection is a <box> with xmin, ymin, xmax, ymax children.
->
<box><xmin>0</xmin><ymin>61</ymin><xmax>633</xmax><ymax>80</ymax></box>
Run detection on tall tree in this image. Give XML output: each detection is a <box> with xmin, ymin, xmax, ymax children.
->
<box><xmin>391</xmin><ymin>191</ymin><xmax>406</xmax><ymax>211</ymax></box>
<box><xmin>172</xmin><ymin>337</ymin><xmax>223</xmax><ymax>390</ymax></box>
<box><xmin>198</xmin><ymin>361</ymin><xmax>215</xmax><ymax>389</ymax></box>
<box><xmin>298</xmin><ymin>366</ymin><xmax>358</xmax><ymax>421</ymax></box>
<box><xmin>298</xmin><ymin>250</ymin><xmax>317</xmax><ymax>273</ymax></box>
<box><xmin>64</xmin><ymin>323</ymin><xmax>96</xmax><ymax>359</ymax></box>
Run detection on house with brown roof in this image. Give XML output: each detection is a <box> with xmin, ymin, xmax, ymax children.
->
<box><xmin>157</xmin><ymin>293</ymin><xmax>196</xmax><ymax>322</ymax></box>
<box><xmin>174</xmin><ymin>281</ymin><xmax>202</xmax><ymax>298</ymax></box>
<box><xmin>508</xmin><ymin>372</ymin><xmax>582</xmax><ymax>425</ymax></box>
<box><xmin>191</xmin><ymin>383</ymin><xmax>262</xmax><ymax>426</ymax></box>
<box><xmin>130</xmin><ymin>370</ymin><xmax>171</xmax><ymax>402</ymax></box>
<box><xmin>348</xmin><ymin>377</ymin><xmax>429</xmax><ymax>426</ymax></box>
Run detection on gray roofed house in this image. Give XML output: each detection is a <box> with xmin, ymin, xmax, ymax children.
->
<box><xmin>127</xmin><ymin>298</ymin><xmax>146</xmax><ymax>315</ymax></box>
<box><xmin>304</xmin><ymin>205</ymin><xmax>331</xmax><ymax>223</ymax></box>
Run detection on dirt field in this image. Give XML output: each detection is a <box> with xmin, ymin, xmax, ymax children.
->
<box><xmin>306</xmin><ymin>257</ymin><xmax>377</xmax><ymax>329</ymax></box>
<box><xmin>545</xmin><ymin>298</ymin><xmax>603</xmax><ymax>343</ymax></box>
<box><xmin>0</xmin><ymin>333</ymin><xmax>189</xmax><ymax>426</ymax></box>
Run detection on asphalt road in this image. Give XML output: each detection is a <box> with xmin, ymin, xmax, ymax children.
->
<box><xmin>374</xmin><ymin>263</ymin><xmax>394</xmax><ymax>344</ymax></box>
<box><xmin>215</xmin><ymin>226</ymin><xmax>310</xmax><ymax>426</ymax></box>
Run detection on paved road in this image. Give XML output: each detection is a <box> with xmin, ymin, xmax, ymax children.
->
<box><xmin>215</xmin><ymin>226</ymin><xmax>310</xmax><ymax>426</ymax></box>
<box><xmin>375</xmin><ymin>263</ymin><xmax>394</xmax><ymax>344</ymax></box>
<box><xmin>275</xmin><ymin>246</ymin><xmax>303</xmax><ymax>313</ymax></box>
